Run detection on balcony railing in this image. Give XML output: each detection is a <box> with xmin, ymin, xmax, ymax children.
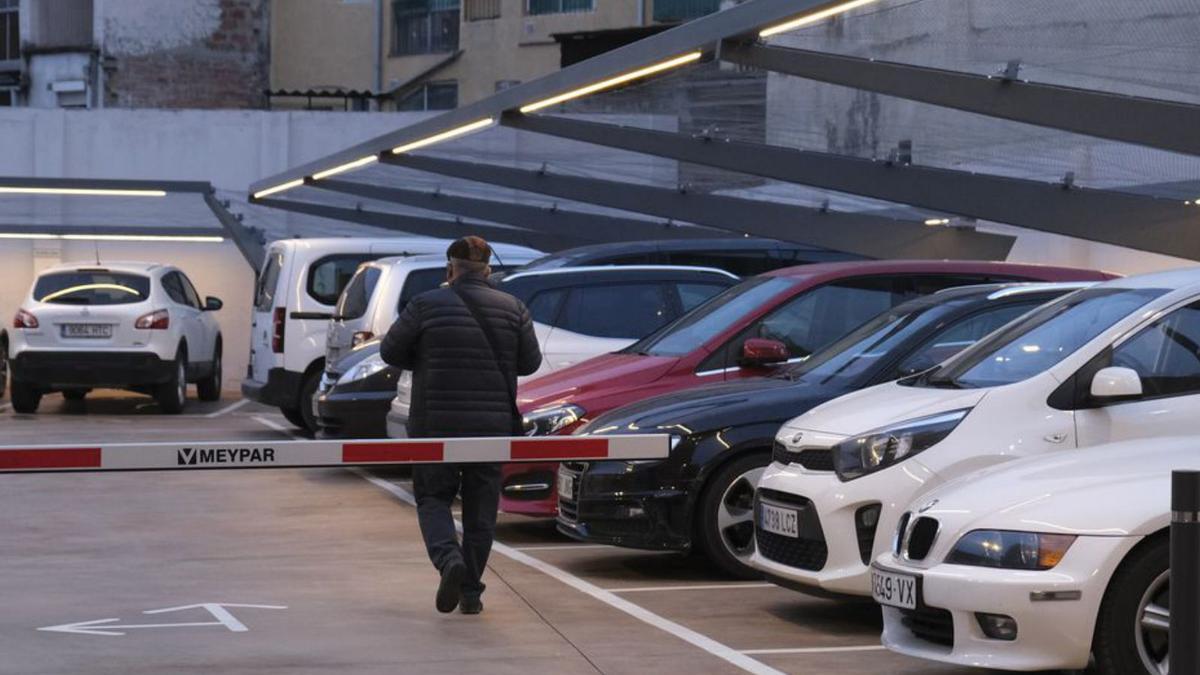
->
<box><xmin>527</xmin><ymin>0</ymin><xmax>593</xmax><ymax>16</ymax></box>
<box><xmin>465</xmin><ymin>0</ymin><xmax>500</xmax><ymax>21</ymax></box>
<box><xmin>653</xmin><ymin>0</ymin><xmax>720</xmax><ymax>23</ymax></box>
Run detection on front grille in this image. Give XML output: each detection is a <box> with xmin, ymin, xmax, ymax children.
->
<box><xmin>894</xmin><ymin>512</ymin><xmax>911</xmax><ymax>556</ymax></box>
<box><xmin>754</xmin><ymin>489</ymin><xmax>828</xmax><ymax>571</ymax></box>
<box><xmin>771</xmin><ymin>442</ymin><xmax>835</xmax><ymax>472</ymax></box>
<box><xmin>899</xmin><ymin>606</ymin><xmax>954</xmax><ymax>648</ymax></box>
<box><xmin>556</xmin><ymin>466</ymin><xmax>583</xmax><ymax>523</ymax></box>
<box><xmin>906</xmin><ymin>517</ymin><xmax>939</xmax><ymax>561</ymax></box>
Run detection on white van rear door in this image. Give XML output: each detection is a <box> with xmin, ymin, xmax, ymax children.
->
<box><xmin>249</xmin><ymin>247</ymin><xmax>287</xmax><ymax>383</ymax></box>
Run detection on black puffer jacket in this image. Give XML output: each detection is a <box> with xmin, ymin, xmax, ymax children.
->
<box><xmin>379</xmin><ymin>272</ymin><xmax>541</xmax><ymax>438</ymax></box>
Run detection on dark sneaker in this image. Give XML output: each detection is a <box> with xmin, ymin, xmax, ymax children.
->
<box><xmin>436</xmin><ymin>562</ymin><xmax>466</xmax><ymax>613</ymax></box>
<box><xmin>460</xmin><ymin>597</ymin><xmax>482</xmax><ymax>615</ymax></box>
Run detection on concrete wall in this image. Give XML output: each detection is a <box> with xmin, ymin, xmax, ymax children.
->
<box><xmin>764</xmin><ymin>0</ymin><xmax>1200</xmax><ymax>276</ymax></box>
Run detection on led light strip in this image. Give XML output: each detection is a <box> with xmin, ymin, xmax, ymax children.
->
<box><xmin>390</xmin><ymin>117</ymin><xmax>496</xmax><ymax>155</ymax></box>
<box><xmin>0</xmin><ymin>233</ymin><xmax>225</xmax><ymax>243</ymax></box>
<box><xmin>0</xmin><ymin>187</ymin><xmax>168</xmax><ymax>197</ymax></box>
<box><xmin>759</xmin><ymin>0</ymin><xmax>881</xmax><ymax>38</ymax></box>
<box><xmin>252</xmin><ymin>178</ymin><xmax>305</xmax><ymax>200</ymax></box>
<box><xmin>312</xmin><ymin>155</ymin><xmax>379</xmax><ymax>181</ymax></box>
<box><xmin>520</xmin><ymin>52</ymin><xmax>703</xmax><ymax>114</ymax></box>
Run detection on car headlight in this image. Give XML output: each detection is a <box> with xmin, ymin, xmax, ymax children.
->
<box><xmin>522</xmin><ymin>404</ymin><xmax>585</xmax><ymax>436</ymax></box>
<box><xmin>336</xmin><ymin>354</ymin><xmax>389</xmax><ymax>385</ymax></box>
<box><xmin>946</xmin><ymin>530</ymin><xmax>1077</xmax><ymax>570</ymax></box>
<box><xmin>833</xmin><ymin>408</ymin><xmax>971</xmax><ymax>481</ymax></box>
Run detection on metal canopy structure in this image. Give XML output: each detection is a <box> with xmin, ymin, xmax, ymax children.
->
<box><xmin>0</xmin><ymin>177</ymin><xmax>266</xmax><ymax>268</ymax></box>
<box><xmin>247</xmin><ymin>0</ymin><xmax>1200</xmax><ymax>262</ymax></box>
<box><xmin>381</xmin><ymin>154</ymin><xmax>1015</xmax><ymax>260</ymax></box>
<box><xmin>719</xmin><ymin>42</ymin><xmax>1200</xmax><ymax>158</ymax></box>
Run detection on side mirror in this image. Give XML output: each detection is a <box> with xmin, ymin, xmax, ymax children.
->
<box><xmin>1091</xmin><ymin>366</ymin><xmax>1143</xmax><ymax>399</ymax></box>
<box><xmin>740</xmin><ymin>338</ymin><xmax>789</xmax><ymax>368</ymax></box>
<box><xmin>204</xmin><ymin>296</ymin><xmax>223</xmax><ymax>311</ymax></box>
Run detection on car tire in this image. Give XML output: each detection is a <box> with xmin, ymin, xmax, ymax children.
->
<box><xmin>62</xmin><ymin>389</ymin><xmax>87</xmax><ymax>401</ymax></box>
<box><xmin>197</xmin><ymin>340</ymin><xmax>222</xmax><ymax>402</ymax></box>
<box><xmin>695</xmin><ymin>451</ymin><xmax>770</xmax><ymax>580</ymax></box>
<box><xmin>296</xmin><ymin>370</ymin><xmax>321</xmax><ymax>435</ymax></box>
<box><xmin>10</xmin><ymin>378</ymin><xmax>41</xmax><ymax>414</ymax></box>
<box><xmin>0</xmin><ymin>338</ymin><xmax>8</xmax><ymax>400</ymax></box>
<box><xmin>280</xmin><ymin>406</ymin><xmax>307</xmax><ymax>429</ymax></box>
<box><xmin>156</xmin><ymin>349</ymin><xmax>188</xmax><ymax>415</ymax></box>
<box><xmin>1093</xmin><ymin>535</ymin><xmax>1169</xmax><ymax>675</ymax></box>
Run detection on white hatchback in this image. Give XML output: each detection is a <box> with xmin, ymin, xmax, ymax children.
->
<box><xmin>875</xmin><ymin>436</ymin><xmax>1188</xmax><ymax>674</ymax></box>
<box><xmin>753</xmin><ymin>266</ymin><xmax>1200</xmax><ymax>597</ymax></box>
<box><xmin>4</xmin><ymin>261</ymin><xmax>223</xmax><ymax>414</ymax></box>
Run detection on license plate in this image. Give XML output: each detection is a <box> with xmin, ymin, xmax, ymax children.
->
<box><xmin>759</xmin><ymin>502</ymin><xmax>799</xmax><ymax>538</ymax></box>
<box><xmin>557</xmin><ymin>469</ymin><xmax>575</xmax><ymax>499</ymax></box>
<box><xmin>872</xmin><ymin>567</ymin><xmax>918</xmax><ymax>610</ymax></box>
<box><xmin>62</xmin><ymin>324</ymin><xmax>112</xmax><ymax>338</ymax></box>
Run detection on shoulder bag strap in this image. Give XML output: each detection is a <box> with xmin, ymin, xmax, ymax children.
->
<box><xmin>451</xmin><ymin>285</ymin><xmax>524</xmax><ymax>434</ymax></box>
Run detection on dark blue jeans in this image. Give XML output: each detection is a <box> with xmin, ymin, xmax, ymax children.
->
<box><xmin>412</xmin><ymin>463</ymin><xmax>502</xmax><ymax>600</ymax></box>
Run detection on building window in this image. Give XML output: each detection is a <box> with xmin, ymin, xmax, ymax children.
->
<box><xmin>0</xmin><ymin>0</ymin><xmax>18</xmax><ymax>64</ymax></box>
<box><xmin>465</xmin><ymin>0</ymin><xmax>500</xmax><ymax>21</ymax></box>
<box><xmin>653</xmin><ymin>0</ymin><xmax>720</xmax><ymax>22</ymax></box>
<box><xmin>0</xmin><ymin>90</ymin><xmax>13</xmax><ymax>106</ymax></box>
<box><xmin>527</xmin><ymin>0</ymin><xmax>592</xmax><ymax>16</ymax></box>
<box><xmin>393</xmin><ymin>0</ymin><xmax>460</xmax><ymax>56</ymax></box>
<box><xmin>397</xmin><ymin>81</ymin><xmax>458</xmax><ymax>110</ymax></box>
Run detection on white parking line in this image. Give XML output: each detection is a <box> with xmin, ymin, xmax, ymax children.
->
<box><xmin>741</xmin><ymin>646</ymin><xmax>886</xmax><ymax>655</ymax></box>
<box><xmin>605</xmin><ymin>583</ymin><xmax>776</xmax><ymax>593</ymax></box>
<box><xmin>204</xmin><ymin>399</ymin><xmax>251</xmax><ymax>418</ymax></box>
<box><xmin>250</xmin><ymin>415</ymin><xmax>306</xmax><ymax>440</ymax></box>
<box><xmin>354</xmin><ymin>470</ymin><xmax>785</xmax><ymax>675</ymax></box>
<box><xmin>512</xmin><ymin>544</ymin><xmax>613</xmax><ymax>552</ymax></box>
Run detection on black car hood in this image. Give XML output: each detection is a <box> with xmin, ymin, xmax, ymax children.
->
<box><xmin>582</xmin><ymin>376</ymin><xmax>849</xmax><ymax>436</ymax></box>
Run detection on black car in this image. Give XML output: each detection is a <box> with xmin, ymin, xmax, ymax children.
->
<box><xmin>556</xmin><ymin>283</ymin><xmax>1090</xmax><ymax>578</ymax></box>
<box><xmin>314</xmin><ymin>266</ymin><xmax>739</xmax><ymax>438</ymax></box>
<box><xmin>512</xmin><ymin>238</ymin><xmax>866</xmax><ymax>277</ymax></box>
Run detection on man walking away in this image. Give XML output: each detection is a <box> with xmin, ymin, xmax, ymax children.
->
<box><xmin>380</xmin><ymin>236</ymin><xmax>541</xmax><ymax>614</ymax></box>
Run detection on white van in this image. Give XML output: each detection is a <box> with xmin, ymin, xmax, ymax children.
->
<box><xmin>753</xmin><ymin>267</ymin><xmax>1200</xmax><ymax>598</ymax></box>
<box><xmin>242</xmin><ymin>237</ymin><xmax>459</xmax><ymax>430</ymax></box>
<box><xmin>326</xmin><ymin>246</ymin><xmax>541</xmax><ymax>367</ymax></box>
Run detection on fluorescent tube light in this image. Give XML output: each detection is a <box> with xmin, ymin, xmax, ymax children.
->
<box><xmin>519</xmin><ymin>52</ymin><xmax>703</xmax><ymax>114</ymax></box>
<box><xmin>0</xmin><ymin>187</ymin><xmax>167</xmax><ymax>197</ymax></box>
<box><xmin>759</xmin><ymin>0</ymin><xmax>881</xmax><ymax>38</ymax></box>
<box><xmin>252</xmin><ymin>178</ymin><xmax>305</xmax><ymax>200</ymax></box>
<box><xmin>0</xmin><ymin>233</ymin><xmax>225</xmax><ymax>243</ymax></box>
<box><xmin>312</xmin><ymin>155</ymin><xmax>379</xmax><ymax>181</ymax></box>
<box><xmin>924</xmin><ymin>218</ymin><xmax>951</xmax><ymax>226</ymax></box>
<box><xmin>391</xmin><ymin>118</ymin><xmax>496</xmax><ymax>155</ymax></box>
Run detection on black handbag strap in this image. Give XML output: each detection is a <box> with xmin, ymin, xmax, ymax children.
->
<box><xmin>452</xmin><ymin>285</ymin><xmax>523</xmax><ymax>433</ymax></box>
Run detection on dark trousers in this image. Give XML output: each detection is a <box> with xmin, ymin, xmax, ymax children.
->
<box><xmin>412</xmin><ymin>462</ymin><xmax>502</xmax><ymax>600</ymax></box>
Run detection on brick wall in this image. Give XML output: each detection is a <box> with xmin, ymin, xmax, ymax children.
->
<box><xmin>103</xmin><ymin>0</ymin><xmax>269</xmax><ymax>109</ymax></box>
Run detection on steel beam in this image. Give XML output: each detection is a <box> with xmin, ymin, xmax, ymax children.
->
<box><xmin>0</xmin><ymin>224</ymin><xmax>224</xmax><ymax>238</ymax></box>
<box><xmin>721</xmin><ymin>42</ymin><xmax>1200</xmax><ymax>157</ymax></box>
<box><xmin>382</xmin><ymin>153</ymin><xmax>1015</xmax><ymax>260</ymax></box>
<box><xmin>0</xmin><ymin>176</ymin><xmax>212</xmax><ymax>193</ymax></box>
<box><xmin>249</xmin><ymin>0</ymin><xmax>850</xmax><ymax>196</ymax></box>
<box><xmin>311</xmin><ymin>179</ymin><xmax>719</xmax><ymax>242</ymax></box>
<box><xmin>251</xmin><ymin>198</ymin><xmax>588</xmax><ymax>252</ymax></box>
<box><xmin>500</xmin><ymin>113</ymin><xmax>1200</xmax><ymax>260</ymax></box>
<box><xmin>203</xmin><ymin>193</ymin><xmax>267</xmax><ymax>270</ymax></box>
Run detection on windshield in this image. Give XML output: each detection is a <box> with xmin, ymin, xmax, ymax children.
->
<box><xmin>914</xmin><ymin>287</ymin><xmax>1166</xmax><ymax>389</ymax></box>
<box><xmin>34</xmin><ymin>271</ymin><xmax>151</xmax><ymax>305</ymax></box>
<box><xmin>625</xmin><ymin>276</ymin><xmax>796</xmax><ymax>357</ymax></box>
<box><xmin>778</xmin><ymin>295</ymin><xmax>952</xmax><ymax>386</ymax></box>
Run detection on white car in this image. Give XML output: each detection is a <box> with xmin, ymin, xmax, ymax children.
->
<box><xmin>4</xmin><ymin>261</ymin><xmax>223</xmax><ymax>414</ymax></box>
<box><xmin>873</xmin><ymin>435</ymin><xmax>1188</xmax><ymax>674</ymax></box>
<box><xmin>753</xmin><ymin>266</ymin><xmax>1200</xmax><ymax>597</ymax></box>
<box><xmin>325</xmin><ymin>246</ymin><xmax>541</xmax><ymax>367</ymax></box>
<box><xmin>242</xmin><ymin>237</ymin><xmax>513</xmax><ymax>432</ymax></box>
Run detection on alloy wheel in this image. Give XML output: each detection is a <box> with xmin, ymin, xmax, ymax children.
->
<box><xmin>716</xmin><ymin>466</ymin><xmax>766</xmax><ymax>563</ymax></box>
<box><xmin>1135</xmin><ymin>569</ymin><xmax>1169</xmax><ymax>674</ymax></box>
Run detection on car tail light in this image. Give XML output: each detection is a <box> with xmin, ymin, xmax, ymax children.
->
<box><xmin>352</xmin><ymin>331</ymin><xmax>374</xmax><ymax>348</ymax></box>
<box><xmin>13</xmin><ymin>309</ymin><xmax>38</xmax><ymax>329</ymax></box>
<box><xmin>272</xmin><ymin>307</ymin><xmax>286</xmax><ymax>353</ymax></box>
<box><xmin>135</xmin><ymin>309</ymin><xmax>170</xmax><ymax>330</ymax></box>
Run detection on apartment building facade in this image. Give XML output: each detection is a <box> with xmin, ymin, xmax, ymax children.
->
<box><xmin>270</xmin><ymin>0</ymin><xmax>727</xmax><ymax>111</ymax></box>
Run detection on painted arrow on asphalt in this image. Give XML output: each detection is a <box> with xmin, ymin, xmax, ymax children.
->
<box><xmin>37</xmin><ymin>603</ymin><xmax>287</xmax><ymax>636</ymax></box>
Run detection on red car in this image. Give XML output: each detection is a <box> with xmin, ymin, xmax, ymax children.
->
<box><xmin>503</xmin><ymin>260</ymin><xmax>1115</xmax><ymax>516</ymax></box>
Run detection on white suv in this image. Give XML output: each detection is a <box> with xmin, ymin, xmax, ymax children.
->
<box><xmin>4</xmin><ymin>262</ymin><xmax>224</xmax><ymax>414</ymax></box>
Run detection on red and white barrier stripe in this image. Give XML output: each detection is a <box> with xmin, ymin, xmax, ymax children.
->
<box><xmin>0</xmin><ymin>435</ymin><xmax>669</xmax><ymax>474</ymax></box>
